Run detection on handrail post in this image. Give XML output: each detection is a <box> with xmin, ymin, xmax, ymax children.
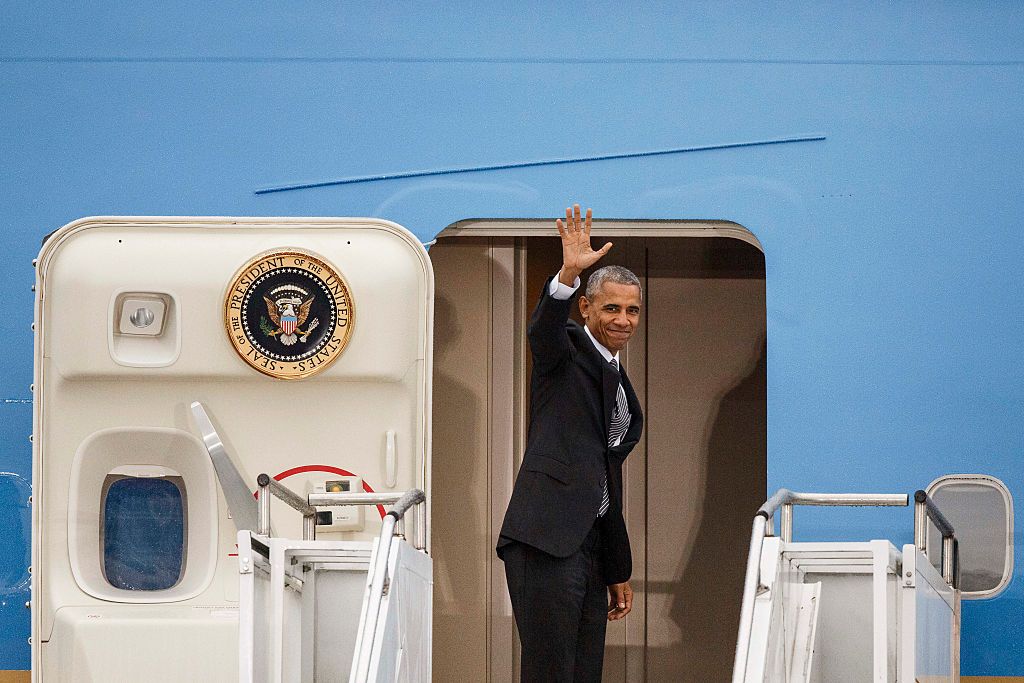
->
<box><xmin>731</xmin><ymin>514</ymin><xmax>768</xmax><ymax>683</ymax></box>
<box><xmin>942</xmin><ymin>535</ymin><xmax>955</xmax><ymax>585</ymax></box>
<box><xmin>913</xmin><ymin>490</ymin><xmax>958</xmax><ymax>587</ymax></box>
<box><xmin>780</xmin><ymin>504</ymin><xmax>793</xmax><ymax>543</ymax></box>
<box><xmin>352</xmin><ymin>489</ymin><xmax>426</xmax><ymax>681</ymax></box>
<box><xmin>258</xmin><ymin>476</ymin><xmax>271</xmax><ymax>536</ymax></box>
<box><xmin>256</xmin><ymin>473</ymin><xmax>319</xmax><ymax>539</ymax></box>
<box><xmin>415</xmin><ymin>503</ymin><xmax>426</xmax><ymax>550</ymax></box>
<box><xmin>914</xmin><ymin>498</ymin><xmax>927</xmax><ymax>551</ymax></box>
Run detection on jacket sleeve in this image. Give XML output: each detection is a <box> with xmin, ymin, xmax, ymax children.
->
<box><xmin>599</xmin><ymin>510</ymin><xmax>633</xmax><ymax>585</ymax></box>
<box><xmin>527</xmin><ymin>277</ymin><xmax>573</xmax><ymax>373</ymax></box>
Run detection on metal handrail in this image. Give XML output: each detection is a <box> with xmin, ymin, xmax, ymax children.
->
<box><xmin>252</xmin><ymin>476</ymin><xmax>428</xmax><ymax>681</ymax></box>
<box><xmin>776</xmin><ymin>492</ymin><xmax>909</xmax><ymax>542</ymax></box>
<box><xmin>913</xmin><ymin>489</ymin><xmax>958</xmax><ymax>587</ymax></box>
<box><xmin>732</xmin><ymin>514</ymin><xmax>769</xmax><ymax>683</ymax></box>
<box><xmin>255</xmin><ymin>476</ymin><xmax>430</xmax><ymax>550</ymax></box>
<box><xmin>257</xmin><ymin>473</ymin><xmax>318</xmax><ymax>540</ymax></box>
<box><xmin>732</xmin><ymin>489</ymin><xmax>910</xmax><ymax>683</ymax></box>
<box><xmin>351</xmin><ymin>488</ymin><xmax>426</xmax><ymax>682</ymax></box>
<box><xmin>309</xmin><ymin>491</ymin><xmax>428</xmax><ymax>551</ymax></box>
<box><xmin>308</xmin><ymin>492</ymin><xmax>406</xmax><ymax>507</ymax></box>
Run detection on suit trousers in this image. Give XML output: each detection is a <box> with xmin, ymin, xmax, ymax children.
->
<box><xmin>502</xmin><ymin>522</ymin><xmax>607</xmax><ymax>682</ymax></box>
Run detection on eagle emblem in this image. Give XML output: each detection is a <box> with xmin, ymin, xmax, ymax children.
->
<box><xmin>261</xmin><ymin>285</ymin><xmax>319</xmax><ymax>346</ymax></box>
<box><xmin>225</xmin><ymin>248</ymin><xmax>354</xmax><ymax>380</ymax></box>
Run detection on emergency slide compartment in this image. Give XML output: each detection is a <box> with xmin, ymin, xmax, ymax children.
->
<box><xmin>31</xmin><ymin>217</ymin><xmax>433</xmax><ymax>682</ymax></box>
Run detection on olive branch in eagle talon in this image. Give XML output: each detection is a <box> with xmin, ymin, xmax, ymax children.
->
<box><xmin>263</xmin><ymin>294</ymin><xmax>318</xmax><ymax>347</ymax></box>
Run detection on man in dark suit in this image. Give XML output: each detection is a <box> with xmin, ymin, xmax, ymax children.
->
<box><xmin>498</xmin><ymin>204</ymin><xmax>644</xmax><ymax>682</ymax></box>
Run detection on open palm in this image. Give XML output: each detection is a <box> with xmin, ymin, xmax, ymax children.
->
<box><xmin>557</xmin><ymin>204</ymin><xmax>612</xmax><ymax>275</ymax></box>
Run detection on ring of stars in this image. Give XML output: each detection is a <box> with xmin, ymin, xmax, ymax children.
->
<box><xmin>241</xmin><ymin>267</ymin><xmax>338</xmax><ymax>362</ymax></box>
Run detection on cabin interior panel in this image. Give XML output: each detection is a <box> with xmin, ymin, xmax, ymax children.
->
<box><xmin>429</xmin><ymin>237</ymin><xmax>494</xmax><ymax>682</ymax></box>
<box><xmin>643</xmin><ymin>238</ymin><xmax>766</xmax><ymax>681</ymax></box>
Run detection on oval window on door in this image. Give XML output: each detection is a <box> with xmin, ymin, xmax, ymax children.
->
<box><xmin>926</xmin><ymin>474</ymin><xmax>1013</xmax><ymax>598</ymax></box>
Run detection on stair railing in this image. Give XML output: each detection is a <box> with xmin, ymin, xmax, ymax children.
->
<box><xmin>731</xmin><ymin>489</ymin><xmax>909</xmax><ymax>683</ymax></box>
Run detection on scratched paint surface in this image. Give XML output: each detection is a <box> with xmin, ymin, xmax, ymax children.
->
<box><xmin>3</xmin><ymin>1</ymin><xmax>1024</xmax><ymax>674</ymax></box>
<box><xmin>0</xmin><ymin>404</ymin><xmax>31</xmax><ymax>669</ymax></box>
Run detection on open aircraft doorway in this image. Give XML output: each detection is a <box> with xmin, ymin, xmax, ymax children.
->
<box><xmin>430</xmin><ymin>220</ymin><xmax>767</xmax><ymax>682</ymax></box>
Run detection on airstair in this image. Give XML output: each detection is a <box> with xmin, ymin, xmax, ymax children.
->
<box><xmin>193</xmin><ymin>400</ymin><xmax>431</xmax><ymax>683</ymax></box>
<box><xmin>732</xmin><ymin>489</ymin><xmax>960</xmax><ymax>682</ymax></box>
<box><xmin>237</xmin><ymin>475</ymin><xmax>430</xmax><ymax>683</ymax></box>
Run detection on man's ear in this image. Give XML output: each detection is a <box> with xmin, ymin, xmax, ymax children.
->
<box><xmin>579</xmin><ymin>295</ymin><xmax>591</xmax><ymax>320</ymax></box>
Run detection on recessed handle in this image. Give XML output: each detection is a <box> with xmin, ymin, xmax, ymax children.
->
<box><xmin>385</xmin><ymin>430</ymin><xmax>397</xmax><ymax>488</ymax></box>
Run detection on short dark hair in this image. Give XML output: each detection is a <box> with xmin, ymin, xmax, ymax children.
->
<box><xmin>585</xmin><ymin>265</ymin><xmax>642</xmax><ymax>300</ymax></box>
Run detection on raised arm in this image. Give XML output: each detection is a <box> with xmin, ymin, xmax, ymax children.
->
<box><xmin>528</xmin><ymin>204</ymin><xmax>612</xmax><ymax>371</ymax></box>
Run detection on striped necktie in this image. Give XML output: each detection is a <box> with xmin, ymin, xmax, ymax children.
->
<box><xmin>599</xmin><ymin>358</ymin><xmax>630</xmax><ymax>517</ymax></box>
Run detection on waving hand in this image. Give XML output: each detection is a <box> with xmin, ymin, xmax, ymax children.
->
<box><xmin>556</xmin><ymin>204</ymin><xmax>611</xmax><ymax>285</ymax></box>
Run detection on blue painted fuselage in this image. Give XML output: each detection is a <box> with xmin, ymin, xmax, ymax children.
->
<box><xmin>2</xmin><ymin>2</ymin><xmax>1023</xmax><ymax>675</ymax></box>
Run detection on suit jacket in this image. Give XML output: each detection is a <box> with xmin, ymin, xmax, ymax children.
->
<box><xmin>498</xmin><ymin>277</ymin><xmax>643</xmax><ymax>585</ymax></box>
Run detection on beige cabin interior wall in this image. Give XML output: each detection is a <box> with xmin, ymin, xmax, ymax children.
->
<box><xmin>643</xmin><ymin>238</ymin><xmax>766</xmax><ymax>682</ymax></box>
<box><xmin>430</xmin><ymin>238</ymin><xmax>493</xmax><ymax>681</ymax></box>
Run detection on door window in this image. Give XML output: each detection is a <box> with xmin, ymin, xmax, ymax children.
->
<box><xmin>926</xmin><ymin>474</ymin><xmax>1013</xmax><ymax>598</ymax></box>
<box><xmin>101</xmin><ymin>475</ymin><xmax>187</xmax><ymax>591</ymax></box>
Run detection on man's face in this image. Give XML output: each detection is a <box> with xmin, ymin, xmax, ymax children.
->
<box><xmin>579</xmin><ymin>281</ymin><xmax>642</xmax><ymax>353</ymax></box>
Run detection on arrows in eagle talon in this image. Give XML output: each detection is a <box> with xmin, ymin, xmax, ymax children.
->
<box><xmin>300</xmin><ymin>318</ymin><xmax>320</xmax><ymax>342</ymax></box>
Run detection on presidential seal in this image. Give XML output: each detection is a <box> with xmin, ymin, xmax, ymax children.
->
<box><xmin>225</xmin><ymin>249</ymin><xmax>354</xmax><ymax>379</ymax></box>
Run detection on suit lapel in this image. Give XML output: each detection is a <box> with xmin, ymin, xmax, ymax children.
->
<box><xmin>601</xmin><ymin>359</ymin><xmax>618</xmax><ymax>433</ymax></box>
<box><xmin>567</xmin><ymin>321</ymin><xmax>618</xmax><ymax>433</ymax></box>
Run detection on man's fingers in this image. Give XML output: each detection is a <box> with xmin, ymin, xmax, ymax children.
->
<box><xmin>607</xmin><ymin>582</ymin><xmax>632</xmax><ymax>620</ymax></box>
<box><xmin>573</xmin><ymin>203</ymin><xmax>581</xmax><ymax>231</ymax></box>
<box><xmin>607</xmin><ymin>599</ymin><xmax>632</xmax><ymax>620</ymax></box>
<box><xmin>607</xmin><ymin>605</ymin><xmax>630</xmax><ymax>620</ymax></box>
<box><xmin>584</xmin><ymin>207</ymin><xmax>592</xmax><ymax>237</ymax></box>
<box><xmin>556</xmin><ymin>218</ymin><xmax>566</xmax><ymax>238</ymax></box>
<box><xmin>565</xmin><ymin>207</ymin><xmax>574</xmax><ymax>233</ymax></box>
<box><xmin>599</xmin><ymin>242</ymin><xmax>613</xmax><ymax>255</ymax></box>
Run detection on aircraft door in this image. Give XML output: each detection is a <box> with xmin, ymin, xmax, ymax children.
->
<box><xmin>32</xmin><ymin>217</ymin><xmax>432</xmax><ymax>682</ymax></box>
